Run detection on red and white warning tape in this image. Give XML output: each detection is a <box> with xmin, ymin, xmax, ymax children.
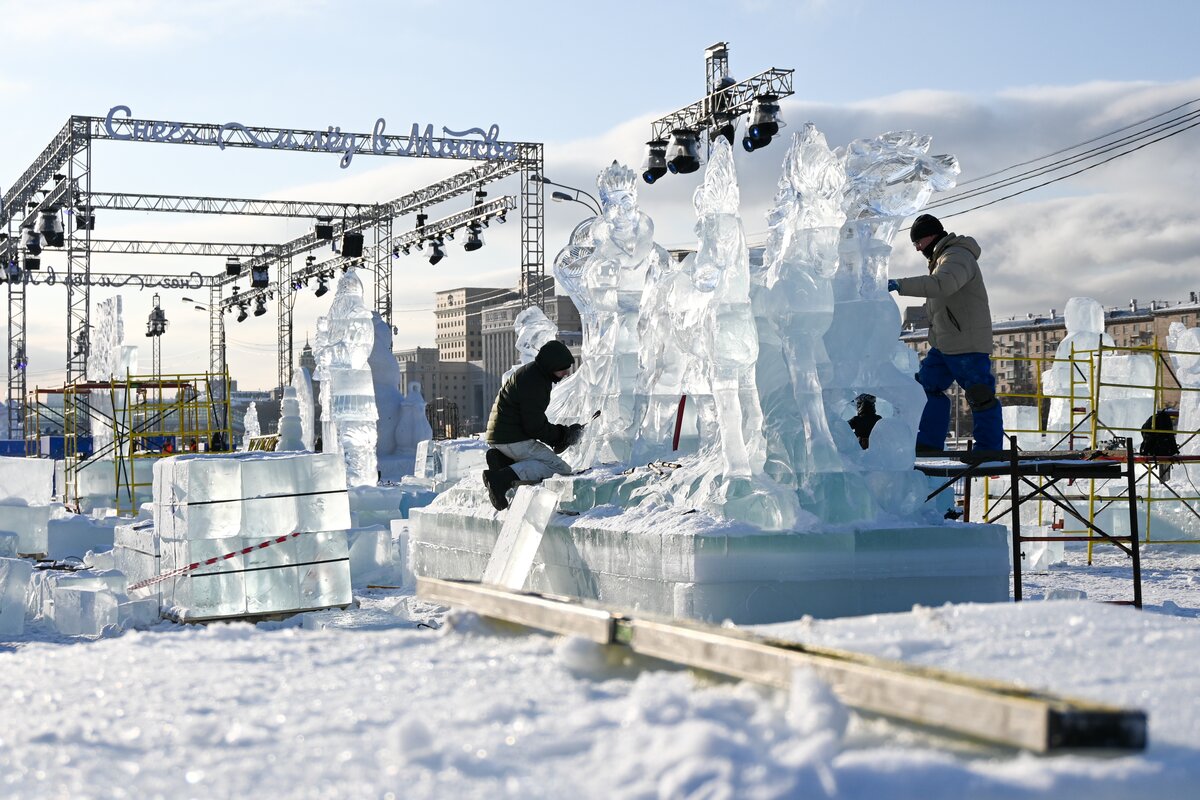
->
<box><xmin>126</xmin><ymin>532</ymin><xmax>302</xmax><ymax>592</ymax></box>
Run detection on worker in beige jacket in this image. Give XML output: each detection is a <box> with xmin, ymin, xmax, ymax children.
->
<box><xmin>889</xmin><ymin>214</ymin><xmax>1005</xmax><ymax>452</ymax></box>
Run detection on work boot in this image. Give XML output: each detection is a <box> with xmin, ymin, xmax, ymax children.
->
<box><xmin>482</xmin><ymin>466</ymin><xmax>518</xmax><ymax>511</ymax></box>
<box><xmin>486</xmin><ymin>447</ymin><xmax>515</xmax><ymax>471</ymax></box>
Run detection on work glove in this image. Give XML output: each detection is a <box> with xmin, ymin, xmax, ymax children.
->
<box><xmin>554</xmin><ymin>423</ymin><xmax>585</xmax><ymax>453</ymax></box>
<box><xmin>887</xmin><ymin>279</ymin><xmax>899</xmax><ymax>293</ymax></box>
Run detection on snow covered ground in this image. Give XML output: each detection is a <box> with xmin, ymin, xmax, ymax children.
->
<box><xmin>2</xmin><ymin>542</ymin><xmax>1198</xmax><ymax>799</ymax></box>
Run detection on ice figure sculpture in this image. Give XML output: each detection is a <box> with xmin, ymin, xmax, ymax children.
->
<box><xmin>750</xmin><ymin>124</ymin><xmax>847</xmax><ymax>499</ymax></box>
<box><xmin>369</xmin><ymin>314</ymin><xmax>404</xmax><ymax>459</ymax></box>
<box><xmin>501</xmin><ymin>306</ymin><xmax>559</xmax><ymax>388</ymax></box>
<box><xmin>88</xmin><ymin>297</ymin><xmax>139</xmax><ymax>455</ymax></box>
<box><xmin>242</xmin><ymin>402</ymin><xmax>261</xmax><ymax>451</ymax></box>
<box><xmin>1173</xmin><ymin>327</ymin><xmax>1200</xmax><ymax>482</ymax></box>
<box><xmin>553</xmin><ymin>161</ymin><xmax>662</xmax><ymax>466</ymax></box>
<box><xmin>314</xmin><ymin>269</ymin><xmax>378</xmax><ymax>486</ymax></box>
<box><xmin>277</xmin><ymin>387</ymin><xmax>304</xmax><ymax>451</ymax></box>
<box><xmin>822</xmin><ymin>131</ymin><xmax>959</xmax><ymax>519</ymax></box>
<box><xmin>1043</xmin><ymin>297</ymin><xmax>1113</xmax><ymax>449</ymax></box>
<box><xmin>396</xmin><ymin>382</ymin><xmax>433</xmax><ymax>474</ymax></box>
<box><xmin>291</xmin><ymin>366</ymin><xmax>315</xmax><ymax>452</ymax></box>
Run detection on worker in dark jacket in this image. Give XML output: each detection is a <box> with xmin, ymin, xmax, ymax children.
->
<box><xmin>889</xmin><ymin>213</ymin><xmax>1004</xmax><ymax>453</ymax></box>
<box><xmin>482</xmin><ymin>340</ymin><xmax>583</xmax><ymax>510</ymax></box>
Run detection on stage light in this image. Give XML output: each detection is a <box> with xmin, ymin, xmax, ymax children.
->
<box><xmin>236</xmin><ymin>304</ymin><xmax>249</xmax><ymax>323</ymax></box>
<box><xmin>463</xmin><ymin>222</ymin><xmax>483</xmax><ymax>252</ymax></box>
<box><xmin>253</xmin><ymin>296</ymin><xmax>267</xmax><ymax>317</ymax></box>
<box><xmin>145</xmin><ymin>294</ymin><xmax>168</xmax><ymax>338</ymax></box>
<box><xmin>495</xmin><ymin>210</ymin><xmax>507</xmax><ymax>224</ymax></box>
<box><xmin>37</xmin><ymin>210</ymin><xmax>64</xmax><ymax>248</ymax></box>
<box><xmin>24</xmin><ymin>255</ymin><xmax>40</xmax><ymax>271</ymax></box>
<box><xmin>225</xmin><ymin>256</ymin><xmax>241</xmax><ymax>276</ymax></box>
<box><xmin>666</xmin><ymin>129</ymin><xmax>701</xmax><ymax>174</ymax></box>
<box><xmin>416</xmin><ymin>213</ymin><xmax>427</xmax><ymax>232</ymax></box>
<box><xmin>305</xmin><ymin>255</ymin><xmax>316</xmax><ymax>268</ymax></box>
<box><xmin>641</xmin><ymin>139</ymin><xmax>668</xmax><ymax>184</ymax></box>
<box><xmin>444</xmin><ymin>229</ymin><xmax>455</xmax><ymax>242</ymax></box>
<box><xmin>74</xmin><ymin>206</ymin><xmax>95</xmax><ymax>230</ymax></box>
<box><xmin>744</xmin><ymin>94</ymin><xmax>781</xmax><ymax>150</ymax></box>
<box><xmin>21</xmin><ymin>226</ymin><xmax>41</xmax><ymax>256</ymax></box>
<box><xmin>314</xmin><ymin>217</ymin><xmax>334</xmax><ymax>240</ymax></box>
<box><xmin>314</xmin><ymin>276</ymin><xmax>329</xmax><ymax>297</ymax></box>
<box><xmin>400</xmin><ymin>244</ymin><xmax>411</xmax><ymax>256</ymax></box>
<box><xmin>428</xmin><ymin>238</ymin><xmax>446</xmax><ymax>266</ymax></box>
<box><xmin>341</xmin><ymin>231</ymin><xmax>363</xmax><ymax>258</ymax></box>
<box><xmin>251</xmin><ymin>265</ymin><xmax>269</xmax><ymax>289</ymax></box>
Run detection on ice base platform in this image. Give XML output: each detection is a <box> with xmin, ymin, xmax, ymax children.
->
<box><xmin>409</xmin><ymin>477</ymin><xmax>1010</xmax><ymax>624</ymax></box>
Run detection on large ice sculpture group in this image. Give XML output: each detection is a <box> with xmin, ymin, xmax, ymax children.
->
<box><xmin>542</xmin><ymin>126</ymin><xmax>959</xmax><ymax>528</ymax></box>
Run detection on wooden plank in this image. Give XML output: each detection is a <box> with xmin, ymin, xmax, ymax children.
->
<box><xmin>417</xmin><ymin>577</ymin><xmax>615</xmax><ymax>644</ymax></box>
<box><xmin>418</xmin><ymin>578</ymin><xmax>1147</xmax><ymax>752</ymax></box>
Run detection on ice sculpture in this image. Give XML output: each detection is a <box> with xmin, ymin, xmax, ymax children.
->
<box><xmin>291</xmin><ymin>366</ymin><xmax>315</xmax><ymax>452</ymax></box>
<box><xmin>501</xmin><ymin>306</ymin><xmax>559</xmax><ymax>387</ymax></box>
<box><xmin>1173</xmin><ymin>327</ymin><xmax>1200</xmax><ymax>481</ymax></box>
<box><xmin>822</xmin><ymin>131</ymin><xmax>959</xmax><ymax>518</ymax></box>
<box><xmin>88</xmin><ymin>296</ymin><xmax>139</xmax><ymax>455</ymax></box>
<box><xmin>242</xmin><ymin>402</ymin><xmax>260</xmax><ymax>451</ymax></box>
<box><xmin>314</xmin><ymin>269</ymin><xmax>378</xmax><ymax>486</ymax></box>
<box><xmin>396</xmin><ymin>382</ymin><xmax>434</xmax><ymax>475</ymax></box>
<box><xmin>369</xmin><ymin>314</ymin><xmax>404</xmax><ymax>459</ymax></box>
<box><xmin>277</xmin><ymin>387</ymin><xmax>304</xmax><ymax>451</ymax></box>
<box><xmin>553</xmin><ymin>161</ymin><xmax>663</xmax><ymax>466</ymax></box>
<box><xmin>750</xmin><ymin>124</ymin><xmax>847</xmax><ymax>499</ymax></box>
<box><xmin>1043</xmin><ymin>297</ymin><xmax>1114</xmax><ymax>448</ymax></box>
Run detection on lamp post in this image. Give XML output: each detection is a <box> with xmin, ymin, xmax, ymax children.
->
<box><xmin>182</xmin><ymin>296</ymin><xmax>228</xmax><ymax>431</ymax></box>
<box><xmin>532</xmin><ymin>175</ymin><xmax>601</xmax><ymax>215</ymax></box>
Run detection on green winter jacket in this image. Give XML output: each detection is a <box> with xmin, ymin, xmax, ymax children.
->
<box><xmin>895</xmin><ymin>233</ymin><xmax>993</xmax><ymax>355</ymax></box>
<box><xmin>485</xmin><ymin>341</ymin><xmax>574</xmax><ymax>446</ymax></box>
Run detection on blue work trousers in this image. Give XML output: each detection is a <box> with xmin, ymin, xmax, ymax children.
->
<box><xmin>916</xmin><ymin>348</ymin><xmax>1005</xmax><ymax>451</ymax></box>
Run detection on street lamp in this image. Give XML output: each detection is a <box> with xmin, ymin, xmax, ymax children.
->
<box><xmin>532</xmin><ymin>175</ymin><xmax>601</xmax><ymax>215</ymax></box>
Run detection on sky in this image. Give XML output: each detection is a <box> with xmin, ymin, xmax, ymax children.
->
<box><xmin>2</xmin><ymin>0</ymin><xmax>1199</xmax><ymax>391</ymax></box>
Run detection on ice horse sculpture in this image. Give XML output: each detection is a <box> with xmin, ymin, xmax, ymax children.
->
<box><xmin>314</xmin><ymin>269</ymin><xmax>379</xmax><ymax>486</ymax></box>
<box><xmin>819</xmin><ymin>131</ymin><xmax>959</xmax><ymax>520</ymax></box>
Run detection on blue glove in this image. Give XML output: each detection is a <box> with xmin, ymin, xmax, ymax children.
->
<box><xmin>887</xmin><ymin>279</ymin><xmax>899</xmax><ymax>293</ymax></box>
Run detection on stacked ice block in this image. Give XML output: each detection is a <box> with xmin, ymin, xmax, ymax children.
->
<box><xmin>0</xmin><ymin>557</ymin><xmax>34</xmax><ymax>635</ymax></box>
<box><xmin>153</xmin><ymin>452</ymin><xmax>353</xmax><ymax>621</ymax></box>
<box><xmin>0</xmin><ymin>456</ymin><xmax>56</xmax><ymax>555</ymax></box>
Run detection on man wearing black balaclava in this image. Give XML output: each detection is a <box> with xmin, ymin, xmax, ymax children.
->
<box><xmin>888</xmin><ymin>214</ymin><xmax>1004</xmax><ymax>453</ymax></box>
<box><xmin>482</xmin><ymin>340</ymin><xmax>583</xmax><ymax>510</ymax></box>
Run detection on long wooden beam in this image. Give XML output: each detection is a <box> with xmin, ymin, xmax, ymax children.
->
<box><xmin>418</xmin><ymin>577</ymin><xmax>1147</xmax><ymax>753</ymax></box>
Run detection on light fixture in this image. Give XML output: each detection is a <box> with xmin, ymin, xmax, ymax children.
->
<box><xmin>314</xmin><ymin>217</ymin><xmax>334</xmax><ymax>240</ymax></box>
<box><xmin>225</xmin><ymin>256</ymin><xmax>241</xmax><ymax>276</ymax></box>
<box><xmin>495</xmin><ymin>210</ymin><xmax>507</xmax><ymax>224</ymax></box>
<box><xmin>400</xmin><ymin>243</ymin><xmax>411</xmax><ymax>256</ymax></box>
<box><xmin>251</xmin><ymin>264</ymin><xmax>269</xmax><ymax>289</ymax></box>
<box><xmin>391</xmin><ymin>246</ymin><xmax>400</xmax><ymax>259</ymax></box>
<box><xmin>145</xmin><ymin>294</ymin><xmax>168</xmax><ymax>338</ymax></box>
<box><xmin>314</xmin><ymin>275</ymin><xmax>329</xmax><ymax>298</ymax></box>
<box><xmin>641</xmin><ymin>139</ymin><xmax>668</xmax><ymax>184</ymax></box>
<box><xmin>416</xmin><ymin>213</ymin><xmax>427</xmax><ymax>232</ymax></box>
<box><xmin>666</xmin><ymin>129</ymin><xmax>701</xmax><ymax>174</ymax></box>
<box><xmin>13</xmin><ymin>344</ymin><xmax>27</xmax><ymax>371</ymax></box>
<box><xmin>428</xmin><ymin>238</ymin><xmax>446</xmax><ymax>266</ymax></box>
<box><xmin>463</xmin><ymin>222</ymin><xmax>483</xmax><ymax>252</ymax></box>
<box><xmin>341</xmin><ymin>231</ymin><xmax>363</xmax><ymax>258</ymax></box>
<box><xmin>37</xmin><ymin>210</ymin><xmax>64</xmax><ymax>248</ymax></box>
<box><xmin>4</xmin><ymin>261</ymin><xmax>21</xmax><ymax>283</ymax></box>
<box><xmin>444</xmin><ymin>229</ymin><xmax>455</xmax><ymax>242</ymax></box>
<box><xmin>21</xmin><ymin>226</ymin><xmax>41</xmax><ymax>256</ymax></box>
<box><xmin>253</xmin><ymin>296</ymin><xmax>267</xmax><ymax>317</ymax></box>
<box><xmin>742</xmin><ymin>94</ymin><xmax>781</xmax><ymax>151</ymax></box>
<box><xmin>236</xmin><ymin>304</ymin><xmax>249</xmax><ymax>323</ymax></box>
<box><xmin>24</xmin><ymin>254</ymin><xmax>40</xmax><ymax>271</ymax></box>
<box><xmin>305</xmin><ymin>254</ymin><xmax>316</xmax><ymax>268</ymax></box>
<box><xmin>74</xmin><ymin>205</ymin><xmax>95</xmax><ymax>230</ymax></box>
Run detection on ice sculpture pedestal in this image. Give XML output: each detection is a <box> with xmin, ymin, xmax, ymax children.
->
<box><xmin>409</xmin><ymin>475</ymin><xmax>1010</xmax><ymax>624</ymax></box>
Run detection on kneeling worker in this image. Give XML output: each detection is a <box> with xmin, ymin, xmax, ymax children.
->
<box><xmin>482</xmin><ymin>340</ymin><xmax>583</xmax><ymax>510</ymax></box>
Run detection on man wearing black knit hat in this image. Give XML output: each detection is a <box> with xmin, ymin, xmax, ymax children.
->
<box><xmin>481</xmin><ymin>340</ymin><xmax>584</xmax><ymax>510</ymax></box>
<box><xmin>888</xmin><ymin>214</ymin><xmax>1004</xmax><ymax>453</ymax></box>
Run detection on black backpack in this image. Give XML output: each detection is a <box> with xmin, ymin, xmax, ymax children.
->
<box><xmin>1140</xmin><ymin>410</ymin><xmax>1179</xmax><ymax>457</ymax></box>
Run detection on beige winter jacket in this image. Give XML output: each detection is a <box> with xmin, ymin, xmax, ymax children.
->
<box><xmin>895</xmin><ymin>233</ymin><xmax>993</xmax><ymax>355</ymax></box>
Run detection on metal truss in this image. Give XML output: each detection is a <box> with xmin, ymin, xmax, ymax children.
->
<box><xmin>0</xmin><ymin>120</ymin><xmax>77</xmax><ymax>230</ymax></box>
<box><xmin>66</xmin><ymin>117</ymin><xmax>92</xmax><ymax>384</ymax></box>
<box><xmin>6</xmin><ymin>257</ymin><xmax>27</xmax><ymax>440</ymax></box>
<box><xmin>391</xmin><ymin>196</ymin><xmax>515</xmax><ymax>249</ymax></box>
<box><xmin>88</xmin><ymin>240</ymin><xmax>278</xmax><ymax>257</ymax></box>
<box><xmin>86</xmin><ymin>192</ymin><xmax>369</xmax><ymax>219</ymax></box>
<box><xmin>520</xmin><ymin>149</ymin><xmax>545</xmax><ymax>307</ymax></box>
<box><xmin>648</xmin><ymin>67</ymin><xmax>794</xmax><ymax>142</ymax></box>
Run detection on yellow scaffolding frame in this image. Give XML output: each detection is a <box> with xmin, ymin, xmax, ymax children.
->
<box><xmin>984</xmin><ymin>339</ymin><xmax>1200</xmax><ymax>555</ymax></box>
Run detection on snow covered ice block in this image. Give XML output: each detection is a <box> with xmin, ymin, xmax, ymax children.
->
<box><xmin>0</xmin><ymin>557</ymin><xmax>34</xmax><ymax>635</ymax></box>
<box><xmin>0</xmin><ymin>456</ymin><xmax>55</xmax><ymax>505</ymax></box>
<box><xmin>0</xmin><ymin>530</ymin><xmax>18</xmax><ymax>558</ymax></box>
<box><xmin>51</xmin><ymin>585</ymin><xmax>119</xmax><ymax>636</ymax></box>
<box><xmin>483</xmin><ymin>485</ymin><xmax>558</xmax><ymax>590</ymax></box>
<box><xmin>118</xmin><ymin>597</ymin><xmax>160</xmax><ymax>629</ymax></box>
<box><xmin>0</xmin><ymin>503</ymin><xmax>52</xmax><ymax>556</ymax></box>
<box><xmin>295</xmin><ymin>531</ymin><xmax>352</xmax><ymax>610</ymax></box>
<box><xmin>37</xmin><ymin>571</ymin><xmax>127</xmax><ymax>621</ymax></box>
<box><xmin>47</xmin><ymin>514</ymin><xmax>116</xmax><ymax>560</ymax></box>
<box><xmin>438</xmin><ymin>439</ymin><xmax>489</xmax><ymax>482</ymax></box>
<box><xmin>348</xmin><ymin>527</ymin><xmax>401</xmax><ymax>588</ymax></box>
